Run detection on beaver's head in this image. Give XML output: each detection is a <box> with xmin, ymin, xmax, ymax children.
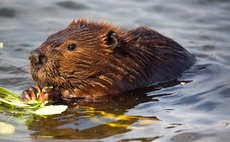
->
<box><xmin>29</xmin><ymin>19</ymin><xmax>132</xmax><ymax>99</ymax></box>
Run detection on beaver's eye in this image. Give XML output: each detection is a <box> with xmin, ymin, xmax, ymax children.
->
<box><xmin>67</xmin><ymin>43</ymin><xmax>77</xmax><ymax>51</ymax></box>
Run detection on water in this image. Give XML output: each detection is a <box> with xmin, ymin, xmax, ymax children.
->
<box><xmin>0</xmin><ymin>0</ymin><xmax>230</xmax><ymax>141</ymax></box>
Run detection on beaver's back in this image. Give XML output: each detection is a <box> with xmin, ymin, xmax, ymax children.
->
<box><xmin>113</xmin><ymin>26</ymin><xmax>195</xmax><ymax>91</ymax></box>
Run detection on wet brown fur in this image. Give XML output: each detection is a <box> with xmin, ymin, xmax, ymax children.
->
<box><xmin>29</xmin><ymin>19</ymin><xmax>195</xmax><ymax>102</ymax></box>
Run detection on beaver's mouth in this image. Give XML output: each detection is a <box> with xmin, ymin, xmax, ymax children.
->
<box><xmin>29</xmin><ymin>48</ymin><xmax>60</xmax><ymax>87</ymax></box>
<box><xmin>37</xmin><ymin>83</ymin><xmax>61</xmax><ymax>93</ymax></box>
<box><xmin>30</xmin><ymin>63</ymin><xmax>61</xmax><ymax>90</ymax></box>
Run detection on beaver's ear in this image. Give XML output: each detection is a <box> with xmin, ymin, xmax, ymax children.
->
<box><xmin>104</xmin><ymin>31</ymin><xmax>119</xmax><ymax>50</ymax></box>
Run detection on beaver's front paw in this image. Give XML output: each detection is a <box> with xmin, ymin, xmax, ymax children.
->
<box><xmin>21</xmin><ymin>85</ymin><xmax>61</xmax><ymax>104</ymax></box>
<box><xmin>21</xmin><ymin>85</ymin><xmax>46</xmax><ymax>102</ymax></box>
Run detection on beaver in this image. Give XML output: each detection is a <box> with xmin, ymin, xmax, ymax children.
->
<box><xmin>22</xmin><ymin>19</ymin><xmax>195</xmax><ymax>103</ymax></box>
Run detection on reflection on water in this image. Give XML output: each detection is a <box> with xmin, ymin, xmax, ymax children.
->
<box><xmin>27</xmin><ymin>107</ymin><xmax>159</xmax><ymax>139</ymax></box>
<box><xmin>0</xmin><ymin>0</ymin><xmax>230</xmax><ymax>141</ymax></box>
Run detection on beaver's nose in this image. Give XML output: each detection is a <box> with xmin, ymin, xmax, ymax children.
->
<box><xmin>29</xmin><ymin>49</ymin><xmax>46</xmax><ymax>65</ymax></box>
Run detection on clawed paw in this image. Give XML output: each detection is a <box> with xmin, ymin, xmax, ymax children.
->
<box><xmin>21</xmin><ymin>85</ymin><xmax>61</xmax><ymax>104</ymax></box>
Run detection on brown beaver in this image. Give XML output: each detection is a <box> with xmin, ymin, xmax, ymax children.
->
<box><xmin>22</xmin><ymin>19</ymin><xmax>195</xmax><ymax>103</ymax></box>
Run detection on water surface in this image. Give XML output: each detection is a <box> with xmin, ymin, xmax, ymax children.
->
<box><xmin>0</xmin><ymin>0</ymin><xmax>230</xmax><ymax>141</ymax></box>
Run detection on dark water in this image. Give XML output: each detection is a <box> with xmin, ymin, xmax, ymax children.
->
<box><xmin>0</xmin><ymin>0</ymin><xmax>230</xmax><ymax>141</ymax></box>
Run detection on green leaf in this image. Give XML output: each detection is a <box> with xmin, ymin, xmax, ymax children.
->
<box><xmin>0</xmin><ymin>122</ymin><xmax>15</xmax><ymax>134</ymax></box>
<box><xmin>34</xmin><ymin>105</ymin><xmax>68</xmax><ymax>115</ymax></box>
<box><xmin>0</xmin><ymin>42</ymin><xmax>3</xmax><ymax>48</ymax></box>
<box><xmin>0</xmin><ymin>86</ymin><xmax>20</xmax><ymax>100</ymax></box>
<box><xmin>0</xmin><ymin>86</ymin><xmax>68</xmax><ymax>116</ymax></box>
<box><xmin>0</xmin><ymin>87</ymin><xmax>32</xmax><ymax>107</ymax></box>
<box><xmin>0</xmin><ymin>98</ymin><xmax>30</xmax><ymax>107</ymax></box>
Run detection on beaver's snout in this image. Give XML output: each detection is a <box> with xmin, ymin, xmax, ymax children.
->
<box><xmin>29</xmin><ymin>49</ymin><xmax>47</xmax><ymax>65</ymax></box>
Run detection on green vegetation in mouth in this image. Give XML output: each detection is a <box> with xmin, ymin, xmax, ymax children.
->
<box><xmin>0</xmin><ymin>86</ymin><xmax>68</xmax><ymax>116</ymax></box>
